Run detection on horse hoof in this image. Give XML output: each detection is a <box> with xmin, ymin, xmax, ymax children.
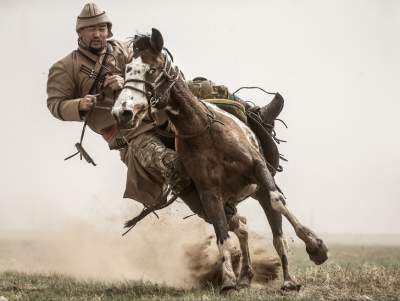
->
<box><xmin>281</xmin><ymin>280</ymin><xmax>301</xmax><ymax>292</ymax></box>
<box><xmin>306</xmin><ymin>238</ymin><xmax>328</xmax><ymax>265</ymax></box>
<box><xmin>220</xmin><ymin>285</ymin><xmax>238</xmax><ymax>295</ymax></box>
<box><xmin>237</xmin><ymin>279</ymin><xmax>251</xmax><ymax>289</ymax></box>
<box><xmin>237</xmin><ymin>268</ymin><xmax>254</xmax><ymax>289</ymax></box>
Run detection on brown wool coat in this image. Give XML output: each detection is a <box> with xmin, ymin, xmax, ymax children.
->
<box><xmin>47</xmin><ymin>40</ymin><xmax>166</xmax><ymax>207</ymax></box>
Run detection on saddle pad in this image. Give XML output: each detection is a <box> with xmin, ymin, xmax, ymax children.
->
<box><xmin>203</xmin><ymin>98</ymin><xmax>247</xmax><ymax>123</ymax></box>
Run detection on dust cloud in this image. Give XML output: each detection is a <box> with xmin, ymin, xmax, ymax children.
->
<box><xmin>0</xmin><ymin>201</ymin><xmax>280</xmax><ymax>288</ymax></box>
<box><xmin>184</xmin><ymin>234</ymin><xmax>280</xmax><ymax>288</ymax></box>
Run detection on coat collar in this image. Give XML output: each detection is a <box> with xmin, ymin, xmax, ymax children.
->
<box><xmin>77</xmin><ymin>44</ymin><xmax>107</xmax><ymax>64</ymax></box>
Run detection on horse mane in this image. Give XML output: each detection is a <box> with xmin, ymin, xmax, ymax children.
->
<box><xmin>127</xmin><ymin>33</ymin><xmax>151</xmax><ymax>54</ymax></box>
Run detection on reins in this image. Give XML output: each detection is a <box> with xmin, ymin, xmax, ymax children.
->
<box><xmin>232</xmin><ymin>86</ymin><xmax>276</xmax><ymax>97</ymax></box>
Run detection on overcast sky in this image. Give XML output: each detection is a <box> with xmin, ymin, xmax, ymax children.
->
<box><xmin>0</xmin><ymin>0</ymin><xmax>399</xmax><ymax>236</ymax></box>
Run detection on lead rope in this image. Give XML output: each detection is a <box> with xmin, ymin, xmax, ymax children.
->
<box><xmin>63</xmin><ymin>100</ymin><xmax>98</xmax><ymax>166</ymax></box>
<box><xmin>233</xmin><ymin>86</ymin><xmax>288</xmax><ymax>133</ymax></box>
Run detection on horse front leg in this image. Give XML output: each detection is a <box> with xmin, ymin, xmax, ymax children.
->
<box><xmin>199</xmin><ymin>190</ymin><xmax>237</xmax><ymax>292</ymax></box>
<box><xmin>227</xmin><ymin>213</ymin><xmax>254</xmax><ymax>288</ymax></box>
<box><xmin>254</xmin><ymin>160</ymin><xmax>328</xmax><ymax>266</ymax></box>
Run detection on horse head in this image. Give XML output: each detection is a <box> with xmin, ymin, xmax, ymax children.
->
<box><xmin>112</xmin><ymin>28</ymin><xmax>179</xmax><ymax>128</ymax></box>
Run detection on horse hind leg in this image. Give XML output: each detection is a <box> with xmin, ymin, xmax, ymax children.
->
<box><xmin>254</xmin><ymin>160</ymin><xmax>328</xmax><ymax>265</ymax></box>
<box><xmin>199</xmin><ymin>190</ymin><xmax>237</xmax><ymax>292</ymax></box>
<box><xmin>255</xmin><ymin>188</ymin><xmax>300</xmax><ymax>291</ymax></box>
<box><xmin>227</xmin><ymin>211</ymin><xmax>254</xmax><ymax>288</ymax></box>
<box><xmin>270</xmin><ymin>190</ymin><xmax>328</xmax><ymax>265</ymax></box>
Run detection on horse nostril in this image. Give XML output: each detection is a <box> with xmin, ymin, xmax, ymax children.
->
<box><xmin>120</xmin><ymin>109</ymin><xmax>133</xmax><ymax>124</ymax></box>
<box><xmin>122</xmin><ymin>109</ymin><xmax>133</xmax><ymax>118</ymax></box>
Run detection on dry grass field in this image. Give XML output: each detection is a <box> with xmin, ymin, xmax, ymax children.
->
<box><xmin>0</xmin><ymin>243</ymin><xmax>399</xmax><ymax>301</ymax></box>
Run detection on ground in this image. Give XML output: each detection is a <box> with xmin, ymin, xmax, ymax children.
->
<box><xmin>0</xmin><ymin>244</ymin><xmax>399</xmax><ymax>301</ymax></box>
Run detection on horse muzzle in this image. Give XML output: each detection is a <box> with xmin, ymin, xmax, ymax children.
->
<box><xmin>112</xmin><ymin>106</ymin><xmax>134</xmax><ymax>129</ymax></box>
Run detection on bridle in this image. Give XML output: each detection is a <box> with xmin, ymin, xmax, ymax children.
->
<box><xmin>121</xmin><ymin>50</ymin><xmax>181</xmax><ymax>116</ymax></box>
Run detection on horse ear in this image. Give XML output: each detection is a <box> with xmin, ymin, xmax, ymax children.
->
<box><xmin>150</xmin><ymin>28</ymin><xmax>164</xmax><ymax>53</ymax></box>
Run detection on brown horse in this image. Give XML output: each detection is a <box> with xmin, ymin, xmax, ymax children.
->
<box><xmin>112</xmin><ymin>28</ymin><xmax>328</xmax><ymax>292</ymax></box>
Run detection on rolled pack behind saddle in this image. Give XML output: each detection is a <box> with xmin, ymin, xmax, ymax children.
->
<box><xmin>186</xmin><ymin>77</ymin><xmax>282</xmax><ymax>175</ymax></box>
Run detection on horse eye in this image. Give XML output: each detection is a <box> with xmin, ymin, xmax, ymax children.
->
<box><xmin>148</xmin><ymin>68</ymin><xmax>156</xmax><ymax>75</ymax></box>
<box><xmin>126</xmin><ymin>66</ymin><xmax>132</xmax><ymax>73</ymax></box>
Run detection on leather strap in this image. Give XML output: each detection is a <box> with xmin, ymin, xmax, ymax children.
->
<box><xmin>76</xmin><ymin>42</ymin><xmax>113</xmax><ymax>97</ymax></box>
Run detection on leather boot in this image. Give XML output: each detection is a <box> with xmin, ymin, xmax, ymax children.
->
<box><xmin>232</xmin><ymin>93</ymin><xmax>284</xmax><ymax>133</ymax></box>
<box><xmin>258</xmin><ymin>93</ymin><xmax>284</xmax><ymax>130</ymax></box>
<box><xmin>131</xmin><ymin>133</ymin><xmax>191</xmax><ymax>195</ymax></box>
<box><xmin>160</xmin><ymin>150</ymin><xmax>192</xmax><ymax>194</ymax></box>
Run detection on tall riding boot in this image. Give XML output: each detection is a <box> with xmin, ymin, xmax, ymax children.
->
<box><xmin>233</xmin><ymin>93</ymin><xmax>284</xmax><ymax>134</ymax></box>
<box><xmin>258</xmin><ymin>93</ymin><xmax>284</xmax><ymax>131</ymax></box>
<box><xmin>130</xmin><ymin>133</ymin><xmax>191</xmax><ymax>195</ymax></box>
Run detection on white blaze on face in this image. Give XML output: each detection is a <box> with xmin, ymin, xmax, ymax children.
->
<box><xmin>112</xmin><ymin>56</ymin><xmax>150</xmax><ymax>126</ymax></box>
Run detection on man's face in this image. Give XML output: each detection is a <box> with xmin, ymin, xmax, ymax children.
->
<box><xmin>79</xmin><ymin>23</ymin><xmax>108</xmax><ymax>51</ymax></box>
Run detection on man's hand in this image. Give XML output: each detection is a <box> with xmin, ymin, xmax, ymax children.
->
<box><xmin>104</xmin><ymin>74</ymin><xmax>124</xmax><ymax>90</ymax></box>
<box><xmin>79</xmin><ymin>95</ymin><xmax>97</xmax><ymax>112</ymax></box>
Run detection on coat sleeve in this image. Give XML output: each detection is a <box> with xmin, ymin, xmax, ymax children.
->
<box><xmin>46</xmin><ymin>60</ymin><xmax>82</xmax><ymax>121</ymax></box>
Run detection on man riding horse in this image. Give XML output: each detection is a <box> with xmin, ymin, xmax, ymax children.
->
<box><xmin>46</xmin><ymin>3</ymin><xmax>284</xmax><ymax>206</ymax></box>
